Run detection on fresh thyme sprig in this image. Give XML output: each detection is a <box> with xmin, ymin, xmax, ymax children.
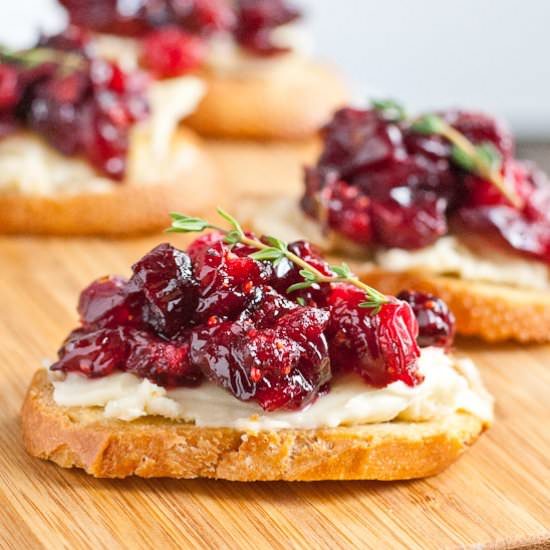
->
<box><xmin>168</xmin><ymin>208</ymin><xmax>390</xmax><ymax>314</ymax></box>
<box><xmin>370</xmin><ymin>100</ymin><xmax>523</xmax><ymax>208</ymax></box>
<box><xmin>0</xmin><ymin>46</ymin><xmax>85</xmax><ymax>74</ymax></box>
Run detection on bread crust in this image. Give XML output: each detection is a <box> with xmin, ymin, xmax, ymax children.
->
<box><xmin>359</xmin><ymin>268</ymin><xmax>550</xmax><ymax>343</ymax></box>
<box><xmin>186</xmin><ymin>61</ymin><xmax>348</xmax><ymax>139</ymax></box>
<box><xmin>21</xmin><ymin>369</ymin><xmax>488</xmax><ymax>481</ymax></box>
<box><xmin>0</xmin><ymin>129</ymin><xmax>217</xmax><ymax>236</ymax></box>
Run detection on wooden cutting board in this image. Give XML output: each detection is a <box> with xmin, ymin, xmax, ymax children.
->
<box><xmin>0</xmin><ymin>234</ymin><xmax>549</xmax><ymax>549</ymax></box>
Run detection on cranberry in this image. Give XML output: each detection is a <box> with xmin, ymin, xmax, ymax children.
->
<box><xmin>190</xmin><ymin>288</ymin><xmax>330</xmax><ymax>410</ymax></box>
<box><xmin>52</xmin><ymin>326</ymin><xmax>202</xmax><ymax>386</ymax></box>
<box><xmin>457</xmin><ymin>162</ymin><xmax>550</xmax><ymax>263</ymax></box>
<box><xmin>234</xmin><ymin>0</ymin><xmax>301</xmax><ymax>55</ymax></box>
<box><xmin>370</xmin><ymin>193</ymin><xmax>448</xmax><ymax>249</ymax></box>
<box><xmin>141</xmin><ymin>27</ymin><xmax>206</xmax><ymax>78</ymax></box>
<box><xmin>325</xmin><ymin>180</ymin><xmax>373</xmax><ymax>244</ymax></box>
<box><xmin>464</xmin><ymin>159</ymin><xmax>534</xmax><ymax>208</ymax></box>
<box><xmin>190</xmin><ymin>235</ymin><xmax>270</xmax><ymax>322</ymax></box>
<box><xmin>327</xmin><ymin>284</ymin><xmax>421</xmax><ymax>387</ymax></box>
<box><xmin>27</xmin><ymin>70</ymin><xmax>90</xmax><ymax>155</ymax></box>
<box><xmin>319</xmin><ymin>108</ymin><xmax>406</xmax><ymax>180</ymax></box>
<box><xmin>268</xmin><ymin>240</ymin><xmax>334</xmax><ymax>306</ymax></box>
<box><xmin>0</xmin><ymin>64</ymin><xmax>19</xmax><ymax>110</ymax></box>
<box><xmin>51</xmin><ymin>327</ymin><xmax>130</xmax><ymax>377</ymax></box>
<box><xmin>129</xmin><ymin>243</ymin><xmax>199</xmax><ymax>337</ymax></box>
<box><xmin>78</xmin><ymin>275</ymin><xmax>144</xmax><ymax>329</ymax></box>
<box><xmin>125</xmin><ymin>331</ymin><xmax>202</xmax><ymax>387</ymax></box>
<box><xmin>397</xmin><ymin>290</ymin><xmax>455</xmax><ymax>348</ymax></box>
<box><xmin>443</xmin><ymin>110</ymin><xmax>514</xmax><ymax>160</ymax></box>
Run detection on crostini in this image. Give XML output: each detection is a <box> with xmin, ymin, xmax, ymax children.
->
<box><xmin>22</xmin><ymin>210</ymin><xmax>492</xmax><ymax>480</ymax></box>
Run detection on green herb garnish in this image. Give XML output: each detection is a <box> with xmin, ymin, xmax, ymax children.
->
<box><xmin>168</xmin><ymin>208</ymin><xmax>390</xmax><ymax>315</ymax></box>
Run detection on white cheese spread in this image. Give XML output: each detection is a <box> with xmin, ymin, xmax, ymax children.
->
<box><xmin>376</xmin><ymin>236</ymin><xmax>550</xmax><ymax>290</ymax></box>
<box><xmin>0</xmin><ymin>76</ymin><xmax>205</xmax><ymax>196</ymax></box>
<box><xmin>50</xmin><ymin>347</ymin><xmax>493</xmax><ymax>431</ymax></box>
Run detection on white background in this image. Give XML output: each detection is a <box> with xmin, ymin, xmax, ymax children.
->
<box><xmin>1</xmin><ymin>0</ymin><xmax>549</xmax><ymax>138</ymax></box>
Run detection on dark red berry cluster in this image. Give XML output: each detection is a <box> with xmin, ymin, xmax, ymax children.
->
<box><xmin>302</xmin><ymin>107</ymin><xmax>550</xmax><ymax>263</ymax></box>
<box><xmin>0</xmin><ymin>27</ymin><xmax>150</xmax><ymax>179</ymax></box>
<box><xmin>60</xmin><ymin>0</ymin><xmax>301</xmax><ymax>57</ymax></box>
<box><xmin>52</xmin><ymin>235</ymin><xmax>449</xmax><ymax>411</ymax></box>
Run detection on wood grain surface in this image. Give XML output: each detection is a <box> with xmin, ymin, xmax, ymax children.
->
<box><xmin>1</xmin><ymin>233</ymin><xmax>549</xmax><ymax>549</ymax></box>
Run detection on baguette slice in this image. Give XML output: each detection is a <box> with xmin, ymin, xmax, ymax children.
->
<box><xmin>0</xmin><ymin>128</ymin><xmax>217</xmax><ymax>236</ymax></box>
<box><xmin>186</xmin><ymin>62</ymin><xmax>348</xmax><ymax>140</ymax></box>
<box><xmin>22</xmin><ymin>369</ymin><xmax>489</xmax><ymax>481</ymax></box>
<box><xmin>236</xmin><ymin>195</ymin><xmax>550</xmax><ymax>343</ymax></box>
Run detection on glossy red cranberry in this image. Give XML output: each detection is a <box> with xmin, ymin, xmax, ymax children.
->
<box><xmin>268</xmin><ymin>240</ymin><xmax>334</xmax><ymax>306</ymax></box>
<box><xmin>78</xmin><ymin>275</ymin><xmax>144</xmax><ymax>329</ymax></box>
<box><xmin>16</xmin><ymin>52</ymin><xmax>150</xmax><ymax>179</ymax></box>
<box><xmin>141</xmin><ymin>27</ymin><xmax>206</xmax><ymax>77</ymax></box>
<box><xmin>319</xmin><ymin>108</ymin><xmax>406</xmax><ymax>180</ymax></box>
<box><xmin>125</xmin><ymin>331</ymin><xmax>202</xmax><ymax>387</ymax></box>
<box><xmin>0</xmin><ymin>64</ymin><xmax>19</xmax><ymax>110</ymax></box>
<box><xmin>464</xmin><ymin>159</ymin><xmax>534</xmax><ymax>208</ymax></box>
<box><xmin>52</xmin><ymin>326</ymin><xmax>203</xmax><ymax>386</ymax></box>
<box><xmin>443</xmin><ymin>110</ymin><xmax>514</xmax><ymax>160</ymax></box>
<box><xmin>190</xmin><ymin>288</ymin><xmax>330</xmax><ymax>410</ymax></box>
<box><xmin>27</xmin><ymin>70</ymin><xmax>90</xmax><ymax>155</ymax></box>
<box><xmin>370</xmin><ymin>193</ymin><xmax>448</xmax><ymax>249</ymax></box>
<box><xmin>325</xmin><ymin>180</ymin><xmax>373</xmax><ymax>245</ymax></box>
<box><xmin>51</xmin><ymin>327</ymin><xmax>130</xmax><ymax>377</ymax></box>
<box><xmin>303</xmin><ymin>108</ymin><xmax>458</xmax><ymax>250</ymax></box>
<box><xmin>190</xmin><ymin>235</ymin><xmax>270</xmax><ymax>322</ymax></box>
<box><xmin>397</xmin><ymin>290</ymin><xmax>455</xmax><ymax>348</ymax></box>
<box><xmin>234</xmin><ymin>0</ymin><xmax>301</xmax><ymax>55</ymax></box>
<box><xmin>327</xmin><ymin>284</ymin><xmax>421</xmax><ymax>387</ymax></box>
<box><xmin>458</xmin><ymin>161</ymin><xmax>550</xmax><ymax>263</ymax></box>
<box><xmin>129</xmin><ymin>243</ymin><xmax>199</xmax><ymax>337</ymax></box>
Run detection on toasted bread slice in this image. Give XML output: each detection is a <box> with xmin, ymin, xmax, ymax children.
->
<box><xmin>22</xmin><ymin>369</ymin><xmax>488</xmax><ymax>481</ymax></box>
<box><xmin>186</xmin><ymin>62</ymin><xmax>348</xmax><ymax>140</ymax></box>
<box><xmin>358</xmin><ymin>268</ymin><xmax>550</xmax><ymax>344</ymax></box>
<box><xmin>0</xmin><ymin>128</ymin><xmax>217</xmax><ymax>236</ymax></box>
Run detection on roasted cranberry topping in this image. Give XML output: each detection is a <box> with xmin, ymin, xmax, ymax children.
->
<box><xmin>52</xmin><ymin>327</ymin><xmax>201</xmax><ymax>386</ymax></box>
<box><xmin>397</xmin><ymin>291</ymin><xmax>455</xmax><ymax>348</ymax></box>
<box><xmin>141</xmin><ymin>27</ymin><xmax>206</xmax><ymax>78</ymax></box>
<box><xmin>303</xmin><ymin>105</ymin><xmax>550</xmax><ymax>264</ymax></box>
<box><xmin>53</xmin><ymin>232</ymin><xmax>447</xmax><ymax>410</ymax></box>
<box><xmin>0</xmin><ymin>47</ymin><xmax>150</xmax><ymax>179</ymax></box>
<box><xmin>129</xmin><ymin>243</ymin><xmax>199</xmax><ymax>337</ymax></box>
<box><xmin>268</xmin><ymin>240</ymin><xmax>334</xmax><ymax>307</ymax></box>
<box><xmin>61</xmin><ymin>0</ymin><xmax>300</xmax><ymax>55</ymax></box>
<box><xmin>327</xmin><ymin>285</ymin><xmax>421</xmax><ymax>387</ymax></box>
<box><xmin>60</xmin><ymin>0</ymin><xmax>234</xmax><ymax>36</ymax></box>
<box><xmin>190</xmin><ymin>237</ymin><xmax>270</xmax><ymax>323</ymax></box>
<box><xmin>78</xmin><ymin>275</ymin><xmax>144</xmax><ymax>329</ymax></box>
<box><xmin>125</xmin><ymin>331</ymin><xmax>201</xmax><ymax>387</ymax></box>
<box><xmin>52</xmin><ymin>327</ymin><xmax>131</xmax><ymax>378</ymax></box>
<box><xmin>190</xmin><ymin>288</ymin><xmax>330</xmax><ymax>410</ymax></box>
